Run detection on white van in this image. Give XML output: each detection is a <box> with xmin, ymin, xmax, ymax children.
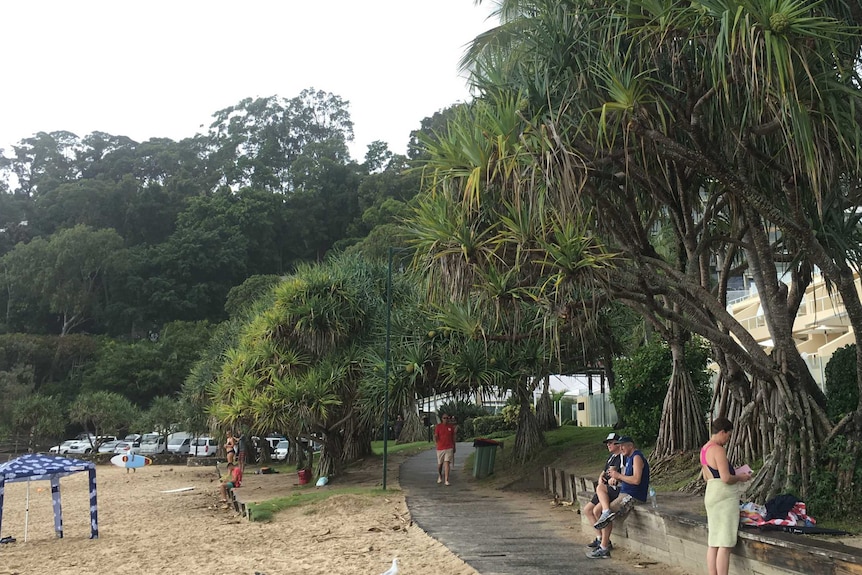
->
<box><xmin>139</xmin><ymin>434</ymin><xmax>167</xmax><ymax>455</ymax></box>
<box><xmin>167</xmin><ymin>433</ymin><xmax>191</xmax><ymax>455</ymax></box>
<box><xmin>189</xmin><ymin>436</ymin><xmax>218</xmax><ymax>457</ymax></box>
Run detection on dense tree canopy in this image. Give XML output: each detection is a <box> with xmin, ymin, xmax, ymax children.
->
<box><xmin>446</xmin><ymin>0</ymin><xmax>862</xmax><ymax>504</ymax></box>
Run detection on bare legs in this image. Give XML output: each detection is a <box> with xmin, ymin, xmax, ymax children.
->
<box><xmin>437</xmin><ymin>458</ymin><xmax>451</xmax><ymax>485</ymax></box>
<box><xmin>707</xmin><ymin>546</ymin><xmax>731</xmax><ymax>575</ymax></box>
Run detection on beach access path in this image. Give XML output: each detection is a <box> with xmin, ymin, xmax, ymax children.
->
<box><xmin>400</xmin><ymin>441</ymin><xmax>684</xmax><ymax>575</ymax></box>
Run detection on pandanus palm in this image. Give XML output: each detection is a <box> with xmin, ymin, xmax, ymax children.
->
<box><xmin>466</xmin><ymin>0</ymin><xmax>862</xmax><ymax>502</ymax></box>
<box><xmin>411</xmin><ymin>93</ymin><xmax>618</xmax><ymax>460</ymax></box>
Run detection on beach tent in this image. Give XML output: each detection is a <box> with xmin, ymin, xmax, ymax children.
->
<box><xmin>0</xmin><ymin>453</ymin><xmax>98</xmax><ymax>540</ymax></box>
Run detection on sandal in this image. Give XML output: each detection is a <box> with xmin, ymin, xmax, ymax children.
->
<box><xmin>0</xmin><ymin>536</ymin><xmax>16</xmax><ymax>544</ymax></box>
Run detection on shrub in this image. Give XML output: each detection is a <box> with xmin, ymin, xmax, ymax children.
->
<box><xmin>437</xmin><ymin>399</ymin><xmax>490</xmax><ymax>441</ymax></box>
<box><xmin>807</xmin><ymin>434</ymin><xmax>862</xmax><ymax>519</ymax></box>
<box><xmin>825</xmin><ymin>344</ymin><xmax>857</xmax><ymax>422</ymax></box>
<box><xmin>610</xmin><ymin>336</ymin><xmax>711</xmax><ymax>445</ymax></box>
<box><xmin>471</xmin><ymin>415</ymin><xmax>513</xmax><ymax>437</ymax></box>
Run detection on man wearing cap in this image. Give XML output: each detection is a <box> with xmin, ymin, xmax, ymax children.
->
<box><xmin>584</xmin><ymin>432</ymin><xmax>624</xmax><ymax>550</ymax></box>
<box><xmin>588</xmin><ymin>435</ymin><xmax>650</xmax><ymax>559</ymax></box>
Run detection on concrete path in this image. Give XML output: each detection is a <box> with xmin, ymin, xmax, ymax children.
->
<box><xmin>400</xmin><ymin>442</ymin><xmax>656</xmax><ymax>575</ymax></box>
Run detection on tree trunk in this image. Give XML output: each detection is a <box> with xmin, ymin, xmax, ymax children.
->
<box><xmin>317</xmin><ymin>433</ymin><xmax>342</xmax><ymax>478</ymax></box>
<box><xmin>340</xmin><ymin>413</ymin><xmax>372</xmax><ymax>463</ymax></box>
<box><xmin>513</xmin><ymin>383</ymin><xmax>546</xmax><ymax>462</ymax></box>
<box><xmin>535</xmin><ymin>375</ymin><xmax>558</xmax><ymax>431</ymax></box>
<box><xmin>653</xmin><ymin>340</ymin><xmax>708</xmax><ymax>458</ymax></box>
<box><xmin>400</xmin><ymin>409</ymin><xmax>426</xmax><ymax>443</ymax></box>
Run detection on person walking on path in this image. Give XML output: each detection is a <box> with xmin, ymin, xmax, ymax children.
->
<box><xmin>434</xmin><ymin>414</ymin><xmax>457</xmax><ymax>486</ymax></box>
<box><xmin>585</xmin><ymin>432</ymin><xmax>624</xmax><ymax>550</ymax></box>
<box><xmin>701</xmin><ymin>417</ymin><xmax>751</xmax><ymax>575</ymax></box>
<box><xmin>589</xmin><ymin>436</ymin><xmax>650</xmax><ymax>559</ymax></box>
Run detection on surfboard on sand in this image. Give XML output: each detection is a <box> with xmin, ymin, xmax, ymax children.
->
<box><xmin>159</xmin><ymin>487</ymin><xmax>195</xmax><ymax>493</ymax></box>
<box><xmin>110</xmin><ymin>453</ymin><xmax>152</xmax><ymax>469</ymax></box>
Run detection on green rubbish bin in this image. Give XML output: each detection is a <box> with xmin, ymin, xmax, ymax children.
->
<box><xmin>472</xmin><ymin>438</ymin><xmax>502</xmax><ymax>479</ymax></box>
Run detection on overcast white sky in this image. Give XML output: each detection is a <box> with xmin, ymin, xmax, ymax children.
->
<box><xmin>0</xmin><ymin>1</ymin><xmax>496</xmax><ymax>162</ymax></box>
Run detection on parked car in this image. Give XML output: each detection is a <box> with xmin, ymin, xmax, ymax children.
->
<box><xmin>114</xmin><ymin>441</ymin><xmax>139</xmax><ymax>455</ymax></box>
<box><xmin>167</xmin><ymin>434</ymin><xmax>191</xmax><ymax>455</ymax></box>
<box><xmin>189</xmin><ymin>436</ymin><xmax>218</xmax><ymax>457</ymax></box>
<box><xmin>139</xmin><ymin>435</ymin><xmax>167</xmax><ymax>455</ymax></box>
<box><xmin>122</xmin><ymin>433</ymin><xmax>142</xmax><ymax>448</ymax></box>
<box><xmin>66</xmin><ymin>441</ymin><xmax>94</xmax><ymax>455</ymax></box>
<box><xmin>49</xmin><ymin>440</ymin><xmax>77</xmax><ymax>455</ymax></box>
<box><xmin>98</xmin><ymin>440</ymin><xmax>121</xmax><ymax>454</ymax></box>
<box><xmin>274</xmin><ymin>440</ymin><xmax>290</xmax><ymax>461</ymax></box>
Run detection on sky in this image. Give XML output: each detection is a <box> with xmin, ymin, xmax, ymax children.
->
<box><xmin>0</xmin><ymin>1</ymin><xmax>497</xmax><ymax>162</ymax></box>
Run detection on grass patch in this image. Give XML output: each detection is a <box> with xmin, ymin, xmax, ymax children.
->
<box><xmin>248</xmin><ymin>486</ymin><xmax>395</xmax><ymax>522</ymax></box>
<box><xmin>371</xmin><ymin>440</ymin><xmax>434</xmax><ymax>456</ymax></box>
<box><xmin>477</xmin><ymin>425</ymin><xmax>618</xmax><ymax>485</ymax></box>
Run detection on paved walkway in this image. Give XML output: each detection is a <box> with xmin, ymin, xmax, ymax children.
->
<box><xmin>400</xmin><ymin>442</ymin><xmax>660</xmax><ymax>575</ymax></box>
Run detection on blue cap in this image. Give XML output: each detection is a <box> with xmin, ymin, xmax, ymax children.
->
<box><xmin>614</xmin><ymin>436</ymin><xmax>634</xmax><ymax>444</ymax></box>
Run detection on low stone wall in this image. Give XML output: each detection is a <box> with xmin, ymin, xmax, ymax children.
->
<box><xmin>545</xmin><ymin>466</ymin><xmax>862</xmax><ymax>575</ymax></box>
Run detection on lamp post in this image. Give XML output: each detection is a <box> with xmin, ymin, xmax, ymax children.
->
<box><xmin>382</xmin><ymin>246</ymin><xmax>409</xmax><ymax>491</ymax></box>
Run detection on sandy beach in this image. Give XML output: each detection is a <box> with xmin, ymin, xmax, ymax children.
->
<box><xmin>0</xmin><ymin>457</ymin><xmax>478</xmax><ymax>575</ymax></box>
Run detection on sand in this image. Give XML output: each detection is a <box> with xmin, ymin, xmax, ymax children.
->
<box><xmin>0</xmin><ymin>459</ymin><xmax>478</xmax><ymax>575</ymax></box>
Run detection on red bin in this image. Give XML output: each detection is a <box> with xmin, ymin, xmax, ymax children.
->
<box><xmin>297</xmin><ymin>469</ymin><xmax>311</xmax><ymax>485</ymax></box>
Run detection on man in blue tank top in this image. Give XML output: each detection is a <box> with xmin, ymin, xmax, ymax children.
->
<box><xmin>588</xmin><ymin>436</ymin><xmax>650</xmax><ymax>559</ymax></box>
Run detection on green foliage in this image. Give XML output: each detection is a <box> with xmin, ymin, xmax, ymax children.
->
<box><xmin>470</xmin><ymin>414</ymin><xmax>513</xmax><ymax>437</ymax></box>
<box><xmin>80</xmin><ymin>321</ymin><xmax>211</xmax><ymax>407</ymax></box>
<box><xmin>1</xmin><ymin>224</ymin><xmax>125</xmax><ymax>335</ymax></box>
<box><xmin>610</xmin><ymin>337</ymin><xmax>712</xmax><ymax>445</ymax></box>
<box><xmin>137</xmin><ymin>396</ymin><xmax>180</xmax><ymax>437</ymax></box>
<box><xmin>501</xmin><ymin>402</ymin><xmax>535</xmax><ymax>427</ymax></box>
<box><xmin>69</xmin><ymin>391</ymin><xmax>138</xmax><ymax>439</ymax></box>
<box><xmin>225</xmin><ymin>274</ymin><xmax>281</xmax><ymax>318</ymax></box>
<box><xmin>807</xmin><ymin>435</ymin><xmax>862</xmax><ymax>519</ymax></box>
<box><xmin>825</xmin><ymin>344</ymin><xmax>858</xmax><ymax>422</ymax></box>
<box><xmin>11</xmin><ymin>393</ymin><xmax>66</xmax><ymax>448</ymax></box>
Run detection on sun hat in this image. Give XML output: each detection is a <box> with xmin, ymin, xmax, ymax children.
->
<box><xmin>614</xmin><ymin>435</ymin><xmax>634</xmax><ymax>444</ymax></box>
<box><xmin>603</xmin><ymin>432</ymin><xmax>619</xmax><ymax>444</ymax></box>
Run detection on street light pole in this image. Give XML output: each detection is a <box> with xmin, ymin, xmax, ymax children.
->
<box><xmin>382</xmin><ymin>247</ymin><xmax>395</xmax><ymax>490</ymax></box>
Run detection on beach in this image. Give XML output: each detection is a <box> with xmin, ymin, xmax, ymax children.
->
<box><xmin>0</xmin><ymin>459</ymin><xmax>478</xmax><ymax>575</ymax></box>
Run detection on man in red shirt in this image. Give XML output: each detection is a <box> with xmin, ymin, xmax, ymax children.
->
<box><xmin>434</xmin><ymin>414</ymin><xmax>457</xmax><ymax>486</ymax></box>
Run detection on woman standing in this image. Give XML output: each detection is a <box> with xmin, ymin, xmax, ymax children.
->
<box><xmin>224</xmin><ymin>430</ymin><xmax>236</xmax><ymax>465</ymax></box>
<box><xmin>701</xmin><ymin>417</ymin><xmax>752</xmax><ymax>575</ymax></box>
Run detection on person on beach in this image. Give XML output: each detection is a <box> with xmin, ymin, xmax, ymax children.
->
<box><xmin>584</xmin><ymin>432</ymin><xmax>623</xmax><ymax>550</ymax></box>
<box><xmin>236</xmin><ymin>431</ymin><xmax>247</xmax><ymax>472</ymax></box>
<box><xmin>701</xmin><ymin>417</ymin><xmax>751</xmax><ymax>575</ymax></box>
<box><xmin>589</xmin><ymin>436</ymin><xmax>650</xmax><ymax>559</ymax></box>
<box><xmin>224</xmin><ymin>430</ymin><xmax>236</xmax><ymax>465</ymax></box>
<box><xmin>219</xmin><ymin>462</ymin><xmax>243</xmax><ymax>505</ymax></box>
<box><xmin>434</xmin><ymin>414</ymin><xmax>457</xmax><ymax>486</ymax></box>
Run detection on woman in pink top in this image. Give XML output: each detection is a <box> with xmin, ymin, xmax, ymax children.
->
<box><xmin>700</xmin><ymin>417</ymin><xmax>752</xmax><ymax>575</ymax></box>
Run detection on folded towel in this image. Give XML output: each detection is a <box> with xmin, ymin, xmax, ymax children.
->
<box><xmin>705</xmin><ymin>478</ymin><xmax>740</xmax><ymax>547</ymax></box>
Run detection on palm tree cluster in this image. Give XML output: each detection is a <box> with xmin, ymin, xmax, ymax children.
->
<box><xmin>413</xmin><ymin>0</ymin><xmax>862</xmax><ymax>505</ymax></box>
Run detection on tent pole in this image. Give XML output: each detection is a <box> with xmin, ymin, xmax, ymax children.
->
<box><xmin>24</xmin><ymin>479</ymin><xmax>30</xmax><ymax>542</ymax></box>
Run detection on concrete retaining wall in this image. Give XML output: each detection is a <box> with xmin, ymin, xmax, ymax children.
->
<box><xmin>544</xmin><ymin>466</ymin><xmax>862</xmax><ymax>575</ymax></box>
